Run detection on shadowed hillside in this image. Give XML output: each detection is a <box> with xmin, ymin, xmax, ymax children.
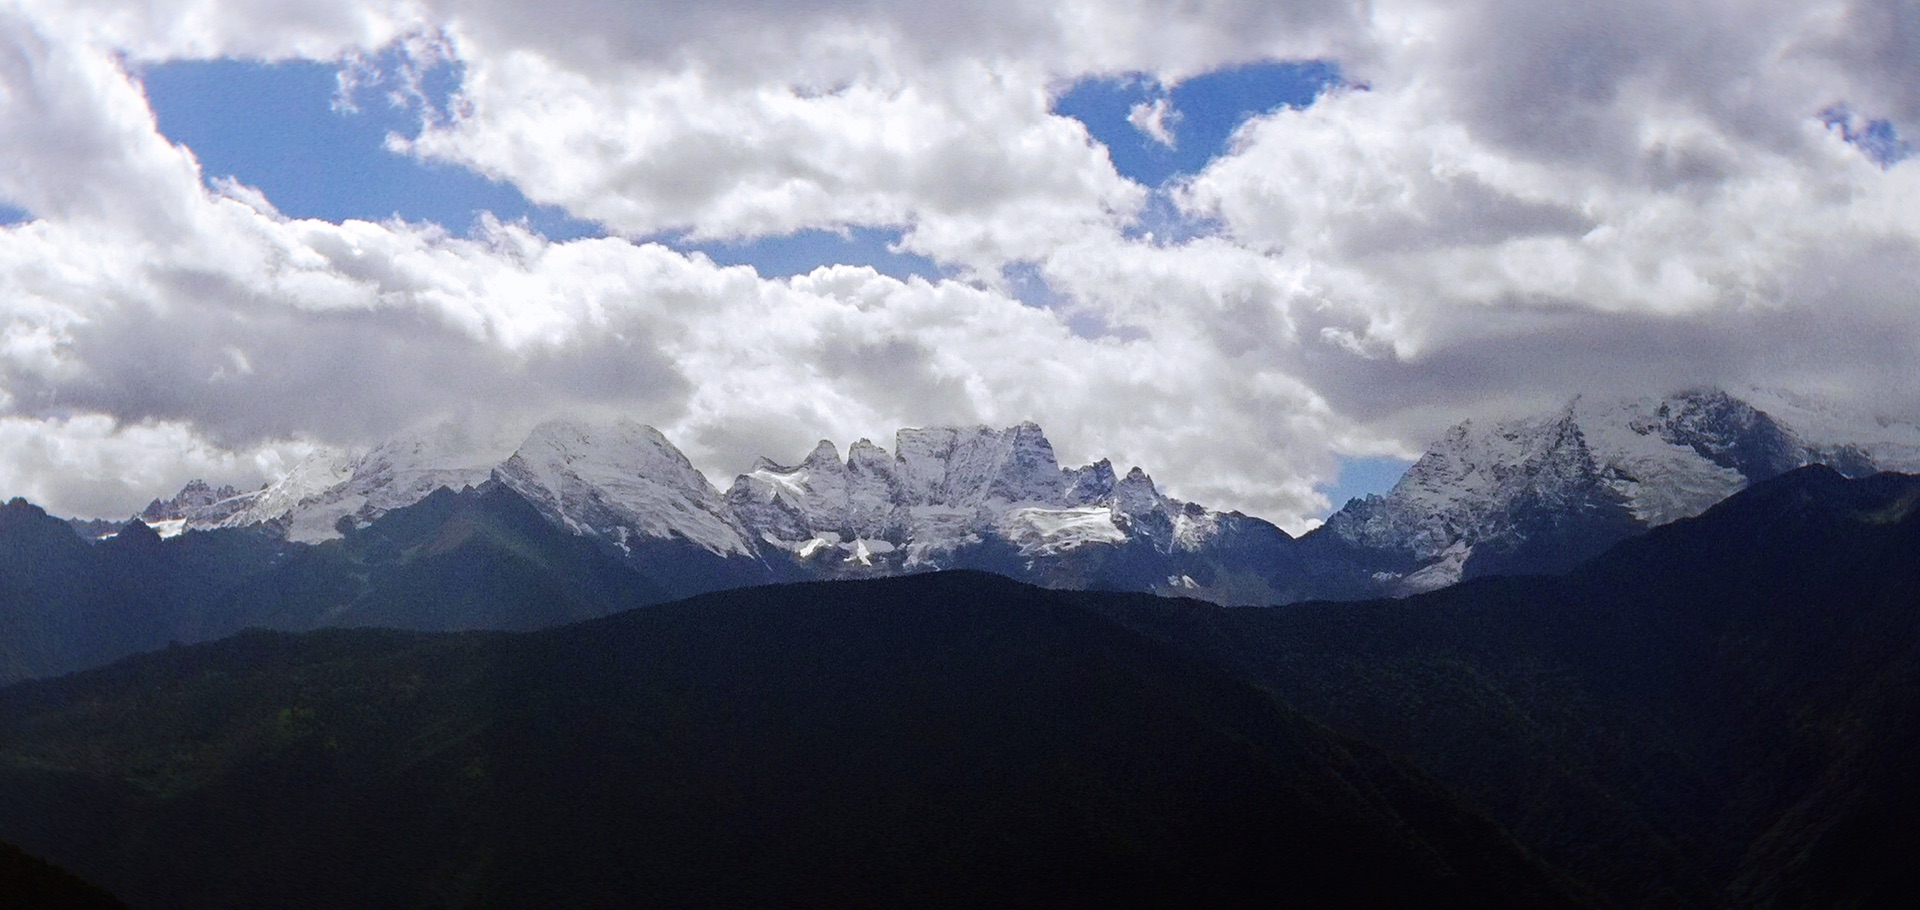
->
<box><xmin>1097</xmin><ymin>466</ymin><xmax>1920</xmax><ymax>907</ymax></box>
<box><xmin>0</xmin><ymin>840</ymin><xmax>127</xmax><ymax>909</ymax></box>
<box><xmin>0</xmin><ymin>573</ymin><xmax>1579</xmax><ymax>910</ymax></box>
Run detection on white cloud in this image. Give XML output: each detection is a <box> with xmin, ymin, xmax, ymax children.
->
<box><xmin>1127</xmin><ymin>96</ymin><xmax>1180</xmax><ymax>148</ymax></box>
<box><xmin>1161</xmin><ymin>0</ymin><xmax>1920</xmax><ymax>439</ymax></box>
<box><xmin>0</xmin><ymin>414</ymin><xmax>319</xmax><ymax>519</ymax></box>
<box><xmin>398</xmin><ymin>50</ymin><xmax>1145</xmax><ymax>274</ymax></box>
<box><xmin>13</xmin><ymin>0</ymin><xmax>1365</xmax><ymax>275</ymax></box>
<box><xmin>3</xmin><ymin>0</ymin><xmax>1920</xmax><ymax>535</ymax></box>
<box><xmin>0</xmin><ymin>9</ymin><xmax>1349</xmax><ymax>526</ymax></box>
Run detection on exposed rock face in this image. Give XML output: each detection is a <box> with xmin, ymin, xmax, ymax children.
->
<box><xmin>724</xmin><ymin>422</ymin><xmax>1256</xmax><ymax>580</ymax></box>
<box><xmin>138</xmin><ymin>480</ymin><xmax>250</xmax><ymax>527</ymax></box>
<box><xmin>140</xmin><ymin>418</ymin><xmax>1286</xmax><ymax>604</ymax></box>
<box><xmin>1309</xmin><ymin>388</ymin><xmax>1906</xmax><ymax>595</ymax></box>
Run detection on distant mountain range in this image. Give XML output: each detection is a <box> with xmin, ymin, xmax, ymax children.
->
<box><xmin>96</xmin><ymin>386</ymin><xmax>1920</xmax><ymax>604</ymax></box>
<box><xmin>122</xmin><ymin>416</ymin><xmax>1299</xmax><ymax>604</ymax></box>
<box><xmin>2</xmin><ymin>388</ymin><xmax>1910</xmax><ymax>685</ymax></box>
<box><xmin>4</xmin><ymin>464</ymin><xmax>1917</xmax><ymax>907</ymax></box>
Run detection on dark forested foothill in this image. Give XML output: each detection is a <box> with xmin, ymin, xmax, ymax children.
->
<box><xmin>0</xmin><ymin>840</ymin><xmax>127</xmax><ymax>909</ymax></box>
<box><xmin>1094</xmin><ymin>466</ymin><xmax>1920</xmax><ymax>907</ymax></box>
<box><xmin>0</xmin><ymin>572</ymin><xmax>1579</xmax><ymax>909</ymax></box>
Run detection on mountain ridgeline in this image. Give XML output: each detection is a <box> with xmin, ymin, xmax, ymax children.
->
<box><xmin>128</xmin><ymin>390</ymin><xmax>1920</xmax><ymax>598</ymax></box>
<box><xmin>9</xmin><ymin>387</ymin><xmax>1916</xmax><ymax>685</ymax></box>
<box><xmin>2</xmin><ymin>466</ymin><xmax>1918</xmax><ymax>907</ymax></box>
<box><xmin>133</xmin><ymin>417</ymin><xmax>1302</xmax><ymax>603</ymax></box>
<box><xmin>1297</xmin><ymin>388</ymin><xmax>1906</xmax><ymax>596</ymax></box>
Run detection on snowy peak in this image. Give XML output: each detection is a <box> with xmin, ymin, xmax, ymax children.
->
<box><xmin>87</xmin><ymin>393</ymin><xmax>1920</xmax><ymax>607</ymax></box>
<box><xmin>152</xmin><ymin>418</ymin><xmax>1246</xmax><ymax>572</ymax></box>
<box><xmin>121</xmin><ymin>417</ymin><xmax>1273</xmax><ymax>603</ymax></box>
<box><xmin>217</xmin><ymin>449</ymin><xmax>358</xmax><ymax>540</ymax></box>
<box><xmin>1113</xmin><ymin>466</ymin><xmax>1167</xmax><ymax>518</ymax></box>
<box><xmin>1063</xmin><ymin>459</ymin><xmax>1117</xmax><ymax>505</ymax></box>
<box><xmin>1619</xmin><ymin>389</ymin><xmax>1804</xmax><ymax>480</ymax></box>
<box><xmin>174</xmin><ymin>417</ymin><xmax>758</xmax><ymax>563</ymax></box>
<box><xmin>1319</xmin><ymin>387</ymin><xmax>1900</xmax><ymax>595</ymax></box>
<box><xmin>801</xmin><ymin>440</ymin><xmax>843</xmax><ymax>471</ymax></box>
<box><xmin>725</xmin><ymin>422</ymin><xmax>1244</xmax><ymax>570</ymax></box>
<box><xmin>1330</xmin><ymin>408</ymin><xmax>1583</xmax><ymax>556</ymax></box>
<box><xmin>495</xmin><ymin>419</ymin><xmax>753</xmax><ymax>557</ymax></box>
<box><xmin>140</xmin><ymin>479</ymin><xmax>251</xmax><ymax>525</ymax></box>
<box><xmin>726</xmin><ymin>434</ymin><xmax>900</xmax><ymax>546</ymax></box>
<box><xmin>253</xmin><ymin>425</ymin><xmax>505</xmax><ymax>543</ymax></box>
<box><xmin>848</xmin><ymin>438</ymin><xmax>891</xmax><ymax>471</ymax></box>
<box><xmin>893</xmin><ymin>421</ymin><xmax>1067</xmax><ymax>508</ymax></box>
<box><xmin>1571</xmin><ymin>389</ymin><xmax>1882</xmax><ymax>527</ymax></box>
<box><xmin>1740</xmin><ymin>387</ymin><xmax>1920</xmax><ymax>471</ymax></box>
<box><xmin>504</xmin><ymin>419</ymin><xmax>712</xmax><ymax>499</ymax></box>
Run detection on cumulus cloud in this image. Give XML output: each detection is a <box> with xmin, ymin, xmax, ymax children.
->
<box><xmin>1160</xmin><ymin>0</ymin><xmax>1920</xmax><ymax>442</ymax></box>
<box><xmin>0</xmin><ymin>6</ymin><xmax>1349</xmax><ymax>525</ymax></box>
<box><xmin>16</xmin><ymin>0</ymin><xmax>1365</xmax><ymax>273</ymax></box>
<box><xmin>398</xmin><ymin>52</ymin><xmax>1144</xmax><ymax>274</ymax></box>
<box><xmin>1127</xmin><ymin>96</ymin><xmax>1181</xmax><ymax>147</ymax></box>
<box><xmin>0</xmin><ymin>414</ymin><xmax>319</xmax><ymax>519</ymax></box>
<box><xmin>3</xmin><ymin>0</ymin><xmax>1920</xmax><ymax>534</ymax></box>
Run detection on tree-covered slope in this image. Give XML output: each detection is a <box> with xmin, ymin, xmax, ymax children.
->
<box><xmin>1101</xmin><ymin>466</ymin><xmax>1920</xmax><ymax>906</ymax></box>
<box><xmin>0</xmin><ymin>573</ymin><xmax>1580</xmax><ymax>910</ymax></box>
<box><xmin>0</xmin><ymin>499</ymin><xmax>291</xmax><ymax>683</ymax></box>
<box><xmin>0</xmin><ymin>483</ymin><xmax>682</xmax><ymax>682</ymax></box>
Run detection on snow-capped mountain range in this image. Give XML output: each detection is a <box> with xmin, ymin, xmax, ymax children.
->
<box><xmin>728</xmin><ymin>422</ymin><xmax>1238</xmax><ymax>571</ymax></box>
<box><xmin>125</xmin><ymin>387</ymin><xmax>1920</xmax><ymax>604</ymax></box>
<box><xmin>1312</xmin><ymin>388</ymin><xmax>1920</xmax><ymax>595</ymax></box>
<box><xmin>134</xmin><ymin>417</ymin><xmax>1276</xmax><ymax>599</ymax></box>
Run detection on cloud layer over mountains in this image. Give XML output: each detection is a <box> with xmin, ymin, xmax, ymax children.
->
<box><xmin>2</xmin><ymin>0</ymin><xmax>1918</xmax><ymax>531</ymax></box>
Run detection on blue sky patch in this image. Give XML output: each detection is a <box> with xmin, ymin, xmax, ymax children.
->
<box><xmin>0</xmin><ymin>204</ymin><xmax>29</xmax><ymax>226</ymax></box>
<box><xmin>1129</xmin><ymin>190</ymin><xmax>1225</xmax><ymax>245</ymax></box>
<box><xmin>1002</xmin><ymin>261</ymin><xmax>1065</xmax><ymax>309</ymax></box>
<box><xmin>1316</xmin><ymin>454</ymin><xmax>1412</xmax><ymax>517</ymax></box>
<box><xmin>685</xmin><ymin>227</ymin><xmax>945</xmax><ymax>282</ymax></box>
<box><xmin>1054</xmin><ymin>60</ymin><xmax>1342</xmax><ymax>187</ymax></box>
<box><xmin>141</xmin><ymin>58</ymin><xmax>599</xmax><ymax>239</ymax></box>
<box><xmin>1820</xmin><ymin>104</ymin><xmax>1914</xmax><ymax>168</ymax></box>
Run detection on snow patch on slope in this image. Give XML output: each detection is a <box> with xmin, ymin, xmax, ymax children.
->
<box><xmin>214</xmin><ymin>422</ymin><xmax>518</xmax><ymax>543</ymax></box>
<box><xmin>144</xmin><ymin>517</ymin><xmax>189</xmax><ymax>539</ymax></box>
<box><xmin>1575</xmin><ymin>397</ymin><xmax>1748</xmax><ymax>526</ymax></box>
<box><xmin>1742</xmin><ymin>387</ymin><xmax>1920</xmax><ymax>472</ymax></box>
<box><xmin>1001</xmin><ymin>505</ymin><xmax>1127</xmax><ymax>556</ymax></box>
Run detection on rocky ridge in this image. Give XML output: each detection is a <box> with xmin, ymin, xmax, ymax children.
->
<box><xmin>726</xmin><ymin>422</ymin><xmax>1239</xmax><ymax>572</ymax></box>
<box><xmin>1314</xmin><ymin>388</ymin><xmax>1916</xmax><ymax>594</ymax></box>
<box><xmin>124</xmin><ymin>419</ymin><xmax>1280</xmax><ymax>602</ymax></box>
<box><xmin>94</xmin><ymin>387</ymin><xmax>1920</xmax><ymax>604</ymax></box>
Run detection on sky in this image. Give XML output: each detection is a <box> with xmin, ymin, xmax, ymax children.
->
<box><xmin>1</xmin><ymin>0</ymin><xmax>1918</xmax><ymax>533</ymax></box>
